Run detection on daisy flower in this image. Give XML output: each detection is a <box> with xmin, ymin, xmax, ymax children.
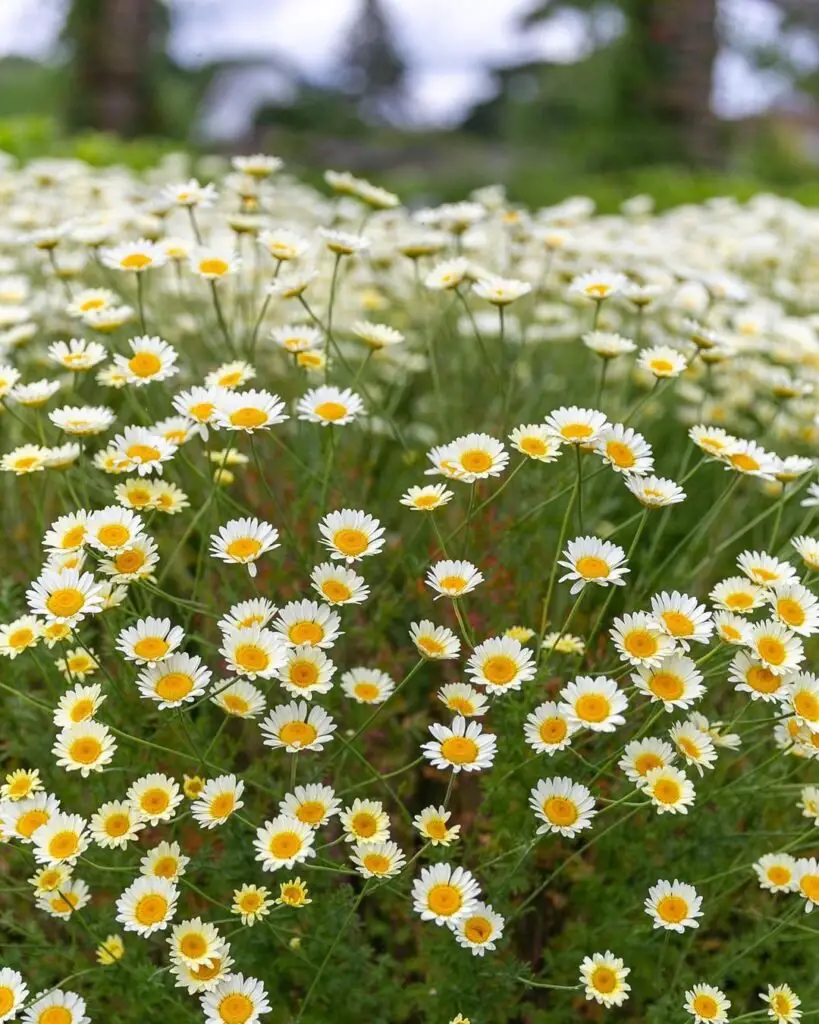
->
<box><xmin>53</xmin><ymin>721</ymin><xmax>116</xmax><ymax>776</ymax></box>
<box><xmin>413</xmin><ymin>806</ymin><xmax>461</xmax><ymax>846</ymax></box>
<box><xmin>276</xmin><ymin>645</ymin><xmax>335</xmax><ymax>700</ymax></box>
<box><xmin>21</xmin><ymin>989</ymin><xmax>89</xmax><ymax>1024</ymax></box>
<box><xmin>541</xmin><ymin>630</ymin><xmax>585</xmax><ymax>655</ymax></box>
<box><xmin>689</xmin><ymin>425</ymin><xmax>740</xmax><ymax>460</ymax></box>
<box><xmin>50</xmin><ymin>404</ymin><xmax>115</xmax><ymax>436</ymax></box>
<box><xmin>136</xmin><ymin>653</ymin><xmax>212</xmax><ymax>709</ymax></box>
<box><xmin>524</xmin><ymin>700</ymin><xmax>577</xmax><ymax>754</ymax></box>
<box><xmin>191</xmin><ymin>775</ymin><xmax>244</xmax><ymax>829</ymax></box>
<box><xmin>214</xmin><ymin>389</ymin><xmax>288</xmax><ymax>432</ymax></box>
<box><xmin>530</xmin><ymin>776</ymin><xmax>596</xmax><ymax>837</ymax></box>
<box><xmin>760</xmin><ymin>983</ymin><xmax>802</xmax><ymax>1024</ymax></box>
<box><xmin>642</xmin><ymin>765</ymin><xmax>696</xmax><ymax>815</ymax></box>
<box><xmin>559</xmin><ymin>536</ymin><xmax>629</xmax><ymax>594</ymax></box>
<box><xmin>559</xmin><ymin>675</ymin><xmax>628</xmax><ymax>732</ymax></box>
<box><xmin>767</xmin><ymin>582</ymin><xmax>819</xmax><ymax>636</ymax></box>
<box><xmin>351</xmin><ymin>321</ymin><xmax>404</xmax><ymax>349</ymax></box>
<box><xmin>275</xmin><ymin>878</ymin><xmax>311</xmax><ymax>907</ymax></box>
<box><xmin>422</xmin><ymin>716</ymin><xmax>497</xmax><ymax>773</ymax></box>
<box><xmin>728</xmin><ymin>652</ymin><xmax>786</xmax><ymax>702</ymax></box>
<box><xmin>410</xmin><ymin>619</ymin><xmax>460</xmax><ymax>660</ymax></box>
<box><xmin>582</xmin><ymin>330</ymin><xmax>636</xmax><ymax>359</ymax></box>
<box><xmin>625</xmin><ymin>474</ymin><xmax>687</xmax><ymax>507</ymax></box>
<box><xmin>210</xmin><ymin>517</ymin><xmax>279</xmax><ymax>577</ymax></box>
<box><xmin>211</xmin><ymin>680</ymin><xmax>266</xmax><ymax>719</ymax></box>
<box><xmin>205</xmin><ymin>361</ymin><xmax>256</xmax><ymax>391</ymax></box>
<box><xmin>140</xmin><ymin>841</ymin><xmax>189</xmax><ymax>881</ymax></box>
<box><xmin>98</xmin><ymin>534</ymin><xmax>159</xmax><ymax>582</ymax></box>
<box><xmin>117</xmin><ymin>617</ymin><xmax>184</xmax><ymax>664</ymax></box>
<box><xmin>221</xmin><ymin>625</ymin><xmax>287</xmax><ymax>679</ymax></box>
<box><xmin>1</xmin><ymin>767</ymin><xmax>42</xmax><ymax>801</ymax></box>
<box><xmin>437</xmin><ymin>682</ymin><xmax>488</xmax><ymax>717</ymax></box>
<box><xmin>570</xmin><ymin>269</ymin><xmax>629</xmax><ymax>301</ymax></box>
<box><xmin>128</xmin><ymin>773</ymin><xmax>183</xmax><ymax>826</ymax></box>
<box><xmin>168</xmin><ymin>917</ymin><xmax>225</xmax><ymax>969</ymax></box>
<box><xmin>0</xmin><ymin>792</ymin><xmax>60</xmax><ymax>841</ymax></box>
<box><xmin>102</xmin><ymin>238</ymin><xmax>167</xmax><ymax>272</ymax></box>
<box><xmin>253</xmin><ymin>815</ymin><xmax>316</xmax><ymax>872</ymax></box>
<box><xmin>737</xmin><ymin>550</ymin><xmax>798</xmax><ymax>588</ymax></box>
<box><xmin>0</xmin><ymin>968</ymin><xmax>27</xmax><ymax>1021</ymax></box>
<box><xmin>786</xmin><ymin>674</ymin><xmax>819</xmax><ymax>733</ymax></box>
<box><xmin>260</xmin><ymin>700</ymin><xmax>336</xmax><ymax>752</ymax></box>
<box><xmin>467</xmin><ymin>635</ymin><xmax>538</xmax><ymax>694</ymax></box>
<box><xmin>0</xmin><ymin>615</ymin><xmax>42</xmax><ymax>659</ymax></box>
<box><xmin>509</xmin><ymin>423</ymin><xmax>564</xmax><ymax>462</ymax></box>
<box><xmin>1</xmin><ymin>443</ymin><xmax>50</xmax><ymax>475</ymax></box>
<box><xmin>669</xmin><ymin>722</ymin><xmax>718</xmax><ymax>775</ymax></box>
<box><xmin>32</xmin><ymin>812</ymin><xmax>89</xmax><ymax>865</ymax></box>
<box><xmin>792</xmin><ymin>536</ymin><xmax>819</xmax><ymax>572</ymax></box>
<box><xmin>684</xmin><ymin>984</ymin><xmax>731</xmax><ymax>1023</ymax></box>
<box><xmin>424</xmin><ymin>256</ymin><xmax>470</xmax><ymax>290</ymax></box>
<box><xmin>638</xmin><ymin>344</ymin><xmax>687</xmax><ymax>378</ymax></box>
<box><xmin>748</xmin><ymin>620</ymin><xmax>804</xmax><ymax>676</ymax></box>
<box><xmin>219</xmin><ymin>598</ymin><xmax>277</xmax><ymax>631</ymax></box>
<box><xmin>53</xmin><ymin>683</ymin><xmax>105</xmax><ymax>728</ymax></box>
<box><xmin>596</xmin><ymin>424</ymin><xmax>654</xmax><ymax>475</ymax></box>
<box><xmin>271</xmin><ymin>325</ymin><xmax>323</xmax><ymax>353</ymax></box>
<box><xmin>26</xmin><ymin>567</ymin><xmax>103</xmax><ymax>625</ymax></box>
<box><xmin>400</xmin><ymin>483</ymin><xmax>455</xmax><ymax>510</ymax></box>
<box><xmin>296</xmin><ymin>385</ymin><xmax>364</xmax><ymax>426</ymax></box>
<box><xmin>173</xmin><ymin>949</ymin><xmax>235</xmax><ymax>995</ymax></box>
<box><xmin>340</xmin><ymin>798</ymin><xmax>391</xmax><ymax>844</ymax></box>
<box><xmin>43</xmin><ymin>511</ymin><xmax>88</xmax><ymax>552</ymax></box>
<box><xmin>651</xmin><ymin>591</ymin><xmax>713</xmax><ymax>648</ymax></box>
<box><xmin>272</xmin><ymin>599</ymin><xmax>341</xmax><ymax>649</ymax></box>
<box><xmin>794</xmin><ymin>857</ymin><xmax>819</xmax><ymax>911</ymax></box>
<box><xmin>710</xmin><ymin>576</ymin><xmax>766</xmax><ymax>614</ymax></box>
<box><xmin>318</xmin><ymin>509</ymin><xmax>385</xmax><ymax>562</ymax></box>
<box><xmin>116</xmin><ymin>876</ymin><xmax>178</xmax><ymax>936</ymax></box>
<box><xmin>96</xmin><ymin>934</ymin><xmax>125</xmax><ymax>966</ymax></box>
<box><xmin>632</xmin><ymin>654</ymin><xmax>704</xmax><ymax>711</ymax></box>
<box><xmin>232</xmin><ymin>884</ymin><xmax>272</xmax><ymax>926</ymax></box>
<box><xmin>200</xmin><ymin>974</ymin><xmax>271</xmax><ymax>1024</ymax></box>
<box><xmin>713</xmin><ymin>612</ymin><xmax>752</xmax><ymax>646</ymax></box>
<box><xmin>85</xmin><ymin>505</ymin><xmax>145</xmax><ymax>554</ymax></box>
<box><xmin>579</xmin><ymin>951</ymin><xmax>631</xmax><ymax>1007</ymax></box>
<box><xmin>429</xmin><ymin>433</ymin><xmax>509</xmax><ymax>482</ymax></box>
<box><xmin>412</xmin><ymin>863</ymin><xmax>480</xmax><ymax>925</ymax></box>
<box><xmin>90</xmin><ymin>800</ymin><xmax>144</xmax><ymax>849</ymax></box>
<box><xmin>342</xmin><ymin>667</ymin><xmax>396</xmax><ymax>704</ymax></box>
<box><xmin>115</xmin><ymin>335</ymin><xmax>178</xmax><ymax>385</ymax></box>
<box><xmin>724</xmin><ymin>440</ymin><xmax>779</xmax><ymax>479</ymax></box>
<box><xmin>351</xmin><ymin>840</ymin><xmax>406</xmax><ymax>879</ymax></box>
<box><xmin>451</xmin><ymin>902</ymin><xmax>505</xmax><ymax>956</ymax></box>
<box><xmin>544</xmin><ymin>406</ymin><xmax>608</xmax><ymax>445</ymax></box>
<box><xmin>109</xmin><ymin>425</ymin><xmax>177</xmax><ymax>476</ymax></box>
<box><xmin>310</xmin><ymin>562</ymin><xmax>370</xmax><ymax>605</ymax></box>
<box><xmin>473</xmin><ymin>275</ymin><xmax>531</xmax><ymax>305</ymax></box>
<box><xmin>190</xmin><ymin>247</ymin><xmax>240</xmax><ymax>281</ymax></box>
<box><xmin>610</xmin><ymin>612</ymin><xmax>675</xmax><ymax>668</ymax></box>
<box><xmin>426</xmin><ymin>559</ymin><xmax>484</xmax><ymax>600</ymax></box>
<box><xmin>280</xmin><ymin>783</ymin><xmax>340</xmax><ymax>829</ymax></box>
<box><xmin>618</xmin><ymin>738</ymin><xmax>676</xmax><ymax>784</ymax></box>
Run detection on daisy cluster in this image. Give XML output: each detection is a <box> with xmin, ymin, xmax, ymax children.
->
<box><xmin>0</xmin><ymin>157</ymin><xmax>816</xmax><ymax>1024</ymax></box>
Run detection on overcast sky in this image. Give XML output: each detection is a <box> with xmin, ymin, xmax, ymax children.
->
<box><xmin>0</xmin><ymin>0</ymin><xmax>800</xmax><ymax>136</ymax></box>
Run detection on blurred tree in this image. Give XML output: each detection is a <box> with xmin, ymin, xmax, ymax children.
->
<box><xmin>520</xmin><ymin>0</ymin><xmax>721</xmax><ymax>166</ymax></box>
<box><xmin>337</xmin><ymin>0</ymin><xmax>408</xmax><ymax>122</ymax></box>
<box><xmin>63</xmin><ymin>0</ymin><xmax>167</xmax><ymax>136</ymax></box>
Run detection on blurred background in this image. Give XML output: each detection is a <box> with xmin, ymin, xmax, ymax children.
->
<box><xmin>2</xmin><ymin>0</ymin><xmax>819</xmax><ymax>207</ymax></box>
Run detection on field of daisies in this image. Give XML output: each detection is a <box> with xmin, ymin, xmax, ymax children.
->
<box><xmin>0</xmin><ymin>158</ymin><xmax>817</xmax><ymax>1024</ymax></box>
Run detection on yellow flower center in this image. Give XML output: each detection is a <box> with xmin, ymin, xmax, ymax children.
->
<box><xmin>561</xmin><ymin>423</ymin><xmax>593</xmax><ymax>440</ymax></box>
<box><xmin>794</xmin><ymin>690</ymin><xmax>819</xmax><ymax>721</ymax></box>
<box><xmin>575</xmin><ymin>555</ymin><xmax>610</xmax><ymax>579</ymax></box>
<box><xmin>153</xmin><ymin>856</ymin><xmax>178</xmax><ymax>878</ymax></box>
<box><xmin>218</xmin><ymin>993</ymin><xmax>254</xmax><ymax>1024</ymax></box>
<box><xmin>757</xmin><ymin>637</ymin><xmax>786</xmax><ymax>666</ymax></box>
<box><xmin>180</xmin><ymin>933</ymin><xmax>208</xmax><ymax>959</ymax></box>
<box><xmin>440</xmin><ymin>737</ymin><xmax>479</xmax><ymax>765</ymax></box>
<box><xmin>539</xmin><ymin>718</ymin><xmax>567</xmax><ymax>744</ymax></box>
<box><xmin>482</xmin><ymin>655</ymin><xmax>517</xmax><ymax>686</ymax></box>
<box><xmin>464</xmin><ymin>915</ymin><xmax>492</xmax><ymax>943</ymax></box>
<box><xmin>115</xmin><ymin>549</ymin><xmax>146</xmax><ymax>573</ymax></box>
<box><xmin>439</xmin><ymin>575</ymin><xmax>468</xmax><ymax>593</ymax></box>
<box><xmin>590</xmin><ymin>966</ymin><xmax>617</xmax><ymax>993</ymax></box>
<box><xmin>800</xmin><ymin>874</ymin><xmax>819</xmax><ymax>900</ymax></box>
<box><xmin>223</xmin><ymin>694</ymin><xmax>250</xmax><ymax>714</ymax></box>
<box><xmin>624</xmin><ymin>629</ymin><xmax>658</xmax><ymax>658</ymax></box>
<box><xmin>333</xmin><ymin>528</ymin><xmax>368</xmax><ymax>556</ymax></box>
<box><xmin>543</xmin><ymin>796</ymin><xmax>578</xmax><ymax>825</ymax></box>
<box><xmin>354</xmin><ymin>682</ymin><xmax>380</xmax><ymax>702</ymax></box>
<box><xmin>125</xmin><ymin>486</ymin><xmax>153</xmax><ymax>507</ymax></box>
<box><xmin>48</xmin><ymin>830</ymin><xmax>80</xmax><ymax>859</ymax></box>
<box><xmin>634</xmin><ymin>752</ymin><xmax>662</xmax><ymax>776</ymax></box>
<box><xmin>18</xmin><ymin>808</ymin><xmax>49</xmax><ymax>838</ymax></box>
<box><xmin>133</xmin><ymin>637</ymin><xmax>169</xmax><ymax>660</ymax></box>
<box><xmin>105</xmin><ymin>812</ymin><xmax>131</xmax><ymax>837</ymax></box>
<box><xmin>692</xmin><ymin>994</ymin><xmax>719</xmax><ymax>1019</ymax></box>
<box><xmin>520</xmin><ymin>437</ymin><xmax>548</xmax><ymax>457</ymax></box>
<box><xmin>606</xmin><ymin>441</ymin><xmax>635</xmax><ymax>468</ymax></box>
<box><xmin>296</xmin><ymin>801</ymin><xmax>326</xmax><ymax>825</ymax></box>
<box><xmin>0</xmin><ymin>988</ymin><xmax>14</xmax><ymax>1016</ymax></box>
<box><xmin>128</xmin><ymin>352</ymin><xmax>162</xmax><ymax>378</ymax></box>
<box><xmin>427</xmin><ymin>883</ymin><xmax>462</xmax><ymax>916</ymax></box>
<box><xmin>279</xmin><ymin>721</ymin><xmax>317</xmax><ymax>747</ymax></box>
<box><xmin>126</xmin><ymin>443</ymin><xmax>161</xmax><ymax>463</ymax></box>
<box><xmin>662</xmin><ymin>611</ymin><xmax>694</xmax><ymax>636</ymax></box>
<box><xmin>234</xmin><ymin>644</ymin><xmax>269</xmax><ymax>673</ymax></box>
<box><xmin>650</xmin><ymin>358</ymin><xmax>674</xmax><ymax>374</ymax></box>
<box><xmin>199</xmin><ymin>258</ymin><xmax>230</xmax><ymax>277</ymax></box>
<box><xmin>314</xmin><ymin>401</ymin><xmax>348</xmax><ymax>421</ymax></box>
<box><xmin>746</xmin><ymin>666</ymin><xmax>780</xmax><ymax>693</ymax></box>
<box><xmin>657</xmin><ymin>894</ymin><xmax>688</xmax><ymax>922</ymax></box>
<box><xmin>767</xmin><ymin>865</ymin><xmax>790</xmax><ymax>886</ymax></box>
<box><xmin>68</xmin><ymin>698</ymin><xmax>94</xmax><ymax>723</ymax></box>
<box><xmin>425</xmin><ymin>818</ymin><xmax>447</xmax><ymax>840</ymax></box>
<box><xmin>322</xmin><ymin>580</ymin><xmax>351</xmax><ymax>602</ymax></box>
<box><xmin>226</xmin><ymin>537</ymin><xmax>261</xmax><ymax>560</ymax></box>
<box><xmin>210</xmin><ymin>792</ymin><xmax>235</xmax><ymax>818</ymax></box>
<box><xmin>40</xmin><ymin>1008</ymin><xmax>72</xmax><ymax>1024</ymax></box>
<box><xmin>777</xmin><ymin>598</ymin><xmax>805</xmax><ymax>627</ymax></box>
<box><xmin>61</xmin><ymin>524</ymin><xmax>86</xmax><ymax>548</ymax></box>
<box><xmin>229</xmin><ymin>407</ymin><xmax>266</xmax><ymax>428</ymax></box>
<box><xmin>289</xmin><ymin>660</ymin><xmax>319</xmax><ymax>688</ymax></box>
<box><xmin>413</xmin><ymin>493</ymin><xmax>441</xmax><ymax>508</ymax></box>
<box><xmin>120</xmin><ymin>253</ymin><xmax>151</xmax><ymax>269</ymax></box>
<box><xmin>191</xmin><ymin>957</ymin><xmax>222</xmax><ymax>981</ymax></box>
<box><xmin>155</xmin><ymin>672</ymin><xmax>194</xmax><ymax>701</ymax></box>
<box><xmin>135</xmin><ymin>893</ymin><xmax>168</xmax><ymax>926</ymax></box>
<box><xmin>460</xmin><ymin>449</ymin><xmax>492</xmax><ymax>473</ymax></box>
<box><xmin>46</xmin><ymin>588</ymin><xmax>84</xmax><ymax>617</ymax></box>
<box><xmin>574</xmin><ymin>693</ymin><xmax>610</xmax><ymax>722</ymax></box>
<box><xmin>362</xmin><ymin>853</ymin><xmax>391</xmax><ymax>875</ymax></box>
<box><xmin>69</xmin><ymin>736</ymin><xmax>103</xmax><ymax>764</ymax></box>
<box><xmin>270</xmin><ymin>832</ymin><xmax>302</xmax><ymax>859</ymax></box>
<box><xmin>289</xmin><ymin>621</ymin><xmax>324</xmax><ymax>645</ymax></box>
<box><xmin>8</xmin><ymin>627</ymin><xmax>34</xmax><ymax>649</ymax></box>
<box><xmin>417</xmin><ymin>635</ymin><xmax>445</xmax><ymax>656</ymax></box>
<box><xmin>140</xmin><ymin>788</ymin><xmax>170</xmax><ymax>814</ymax></box>
<box><xmin>725</xmin><ymin>592</ymin><xmax>753</xmax><ymax>610</ymax></box>
<box><xmin>730</xmin><ymin>452</ymin><xmax>760</xmax><ymax>473</ymax></box>
<box><xmin>351</xmin><ymin>812</ymin><xmax>378</xmax><ymax>837</ymax></box>
<box><xmin>98</xmin><ymin>523</ymin><xmax>130</xmax><ymax>549</ymax></box>
<box><xmin>189</xmin><ymin>401</ymin><xmax>215</xmax><ymax>421</ymax></box>
<box><xmin>653</xmin><ymin>778</ymin><xmax>681</xmax><ymax>804</ymax></box>
<box><xmin>649</xmin><ymin>672</ymin><xmax>684</xmax><ymax>701</ymax></box>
